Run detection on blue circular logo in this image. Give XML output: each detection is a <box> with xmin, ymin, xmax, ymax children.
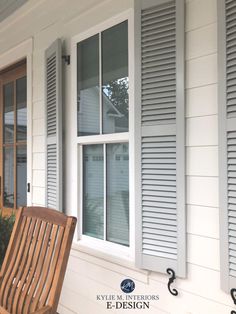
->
<box><xmin>120</xmin><ymin>279</ymin><xmax>135</xmax><ymax>293</ymax></box>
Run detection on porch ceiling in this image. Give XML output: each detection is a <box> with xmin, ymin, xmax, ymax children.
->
<box><xmin>0</xmin><ymin>0</ymin><xmax>28</xmax><ymax>23</ymax></box>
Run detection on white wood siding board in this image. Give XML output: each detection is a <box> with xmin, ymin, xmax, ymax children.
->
<box><xmin>63</xmin><ymin>272</ymin><xmax>167</xmax><ymax>314</ymax></box>
<box><xmin>57</xmin><ymin>304</ymin><xmax>76</xmax><ymax>314</ymax></box>
<box><xmin>33</xmin><ymin>153</ymin><xmax>45</xmax><ymax>170</ymax></box>
<box><xmin>143</xmin><ymin>279</ymin><xmax>231</xmax><ymax>314</ymax></box>
<box><xmin>187</xmin><ymin>234</ymin><xmax>220</xmax><ymax>271</ymax></box>
<box><xmin>32</xmin><ymin>118</ymin><xmax>45</xmax><ymax>136</ymax></box>
<box><xmin>186</xmin><ymin>0</ymin><xmax>217</xmax><ymax>32</ymax></box>
<box><xmin>33</xmin><ymin>79</ymin><xmax>45</xmax><ymax>102</ymax></box>
<box><xmin>186</xmin><ymin>54</ymin><xmax>217</xmax><ymax>89</ymax></box>
<box><xmin>186</xmin><ymin>84</ymin><xmax>217</xmax><ymax>118</ymax></box>
<box><xmin>63</xmin><ymin>271</ymin><xmax>166</xmax><ymax>314</ymax></box>
<box><xmin>60</xmin><ymin>285</ymin><xmax>111</xmax><ymax>314</ymax></box>
<box><xmin>186</xmin><ymin>23</ymin><xmax>217</xmax><ymax>60</ymax></box>
<box><xmin>186</xmin><ymin>115</ymin><xmax>218</xmax><ymax>147</ymax></box>
<box><xmin>64</xmin><ymin>272</ymin><xmax>166</xmax><ymax>314</ymax></box>
<box><xmin>32</xmin><ymin>170</ymin><xmax>45</xmax><ymax>187</ymax></box>
<box><xmin>32</xmin><ymin>135</ymin><xmax>45</xmax><ymax>153</ymax></box>
<box><xmin>187</xmin><ymin>176</ymin><xmax>219</xmax><ymax>208</ymax></box>
<box><xmin>177</xmin><ymin>264</ymin><xmax>230</xmax><ymax>306</ymax></box>
<box><xmin>187</xmin><ymin>205</ymin><xmax>219</xmax><ymax>239</ymax></box>
<box><xmin>70</xmin><ymin>247</ymin><xmax>148</xmax><ymax>283</ymax></box>
<box><xmin>32</xmin><ymin>187</ymin><xmax>45</xmax><ymax>205</ymax></box>
<box><xmin>67</xmin><ymin>256</ymin><xmax>143</xmax><ymax>292</ymax></box>
<box><xmin>63</xmin><ymin>270</ymin><xmax>119</xmax><ymax>301</ymax></box>
<box><xmin>33</xmin><ymin>100</ymin><xmax>45</xmax><ymax>119</ymax></box>
<box><xmin>186</xmin><ymin>146</ymin><xmax>218</xmax><ymax>177</ymax></box>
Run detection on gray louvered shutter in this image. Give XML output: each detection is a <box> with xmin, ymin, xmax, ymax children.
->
<box><xmin>134</xmin><ymin>0</ymin><xmax>185</xmax><ymax>277</ymax></box>
<box><xmin>218</xmin><ymin>0</ymin><xmax>236</xmax><ymax>292</ymax></box>
<box><xmin>45</xmin><ymin>39</ymin><xmax>63</xmax><ymax>211</ymax></box>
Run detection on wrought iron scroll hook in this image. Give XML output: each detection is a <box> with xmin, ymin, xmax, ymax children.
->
<box><xmin>231</xmin><ymin>288</ymin><xmax>236</xmax><ymax>314</ymax></box>
<box><xmin>166</xmin><ymin>268</ymin><xmax>178</xmax><ymax>296</ymax></box>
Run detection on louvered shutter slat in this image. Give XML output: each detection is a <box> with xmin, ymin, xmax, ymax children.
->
<box><xmin>45</xmin><ymin>39</ymin><xmax>63</xmax><ymax>211</ymax></box>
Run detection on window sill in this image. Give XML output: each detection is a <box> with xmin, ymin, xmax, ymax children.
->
<box><xmin>71</xmin><ymin>240</ymin><xmax>149</xmax><ymax>284</ymax></box>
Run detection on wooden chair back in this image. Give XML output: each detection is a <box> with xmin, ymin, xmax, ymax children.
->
<box><xmin>0</xmin><ymin>206</ymin><xmax>77</xmax><ymax>314</ymax></box>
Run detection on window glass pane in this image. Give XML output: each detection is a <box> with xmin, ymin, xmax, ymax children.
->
<box><xmin>102</xmin><ymin>21</ymin><xmax>129</xmax><ymax>134</ymax></box>
<box><xmin>17</xmin><ymin>146</ymin><xmax>27</xmax><ymax>207</ymax></box>
<box><xmin>3</xmin><ymin>147</ymin><xmax>14</xmax><ymax>208</ymax></box>
<box><xmin>106</xmin><ymin>143</ymin><xmax>129</xmax><ymax>246</ymax></box>
<box><xmin>16</xmin><ymin>76</ymin><xmax>27</xmax><ymax>141</ymax></box>
<box><xmin>3</xmin><ymin>82</ymin><xmax>14</xmax><ymax>143</ymax></box>
<box><xmin>83</xmin><ymin>145</ymin><xmax>104</xmax><ymax>239</ymax></box>
<box><xmin>77</xmin><ymin>35</ymin><xmax>100</xmax><ymax>136</ymax></box>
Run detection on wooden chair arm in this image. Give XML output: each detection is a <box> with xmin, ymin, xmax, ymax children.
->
<box><xmin>31</xmin><ymin>306</ymin><xmax>52</xmax><ymax>314</ymax></box>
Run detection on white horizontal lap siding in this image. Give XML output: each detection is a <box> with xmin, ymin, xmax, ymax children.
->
<box><xmin>45</xmin><ymin>39</ymin><xmax>63</xmax><ymax>211</ymax></box>
<box><xmin>135</xmin><ymin>0</ymin><xmax>185</xmax><ymax>277</ymax></box>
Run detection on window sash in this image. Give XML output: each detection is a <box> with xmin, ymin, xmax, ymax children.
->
<box><xmin>82</xmin><ymin>142</ymin><xmax>129</xmax><ymax>246</ymax></box>
<box><xmin>77</xmin><ymin>21</ymin><xmax>129</xmax><ymax>137</ymax></box>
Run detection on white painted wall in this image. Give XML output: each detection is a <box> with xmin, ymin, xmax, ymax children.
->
<box><xmin>0</xmin><ymin>0</ymin><xmax>232</xmax><ymax>313</ymax></box>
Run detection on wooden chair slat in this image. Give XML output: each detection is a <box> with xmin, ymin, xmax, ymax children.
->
<box><xmin>38</xmin><ymin>226</ymin><xmax>65</xmax><ymax>309</ymax></box>
<box><xmin>0</xmin><ymin>207</ymin><xmax>76</xmax><ymax>314</ymax></box>
<box><xmin>49</xmin><ymin>217</ymin><xmax>76</xmax><ymax>313</ymax></box>
<box><xmin>20</xmin><ymin>221</ymin><xmax>48</xmax><ymax>314</ymax></box>
<box><xmin>25</xmin><ymin>223</ymin><xmax>53</xmax><ymax>313</ymax></box>
<box><xmin>7</xmin><ymin>218</ymin><xmax>37</xmax><ymax>312</ymax></box>
<box><xmin>14</xmin><ymin>220</ymin><xmax>43</xmax><ymax>314</ymax></box>
<box><xmin>30</xmin><ymin>225</ymin><xmax>59</xmax><ymax>312</ymax></box>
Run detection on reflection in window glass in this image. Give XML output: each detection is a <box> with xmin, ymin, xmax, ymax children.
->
<box><xmin>4</xmin><ymin>147</ymin><xmax>14</xmax><ymax>208</ymax></box>
<box><xmin>3</xmin><ymin>83</ymin><xmax>14</xmax><ymax>144</ymax></box>
<box><xmin>77</xmin><ymin>35</ymin><xmax>100</xmax><ymax>136</ymax></box>
<box><xmin>102</xmin><ymin>21</ymin><xmax>129</xmax><ymax>134</ymax></box>
<box><xmin>106</xmin><ymin>143</ymin><xmax>129</xmax><ymax>246</ymax></box>
<box><xmin>83</xmin><ymin>145</ymin><xmax>104</xmax><ymax>239</ymax></box>
<box><xmin>16</xmin><ymin>77</ymin><xmax>27</xmax><ymax>141</ymax></box>
<box><xmin>17</xmin><ymin>146</ymin><xmax>27</xmax><ymax>207</ymax></box>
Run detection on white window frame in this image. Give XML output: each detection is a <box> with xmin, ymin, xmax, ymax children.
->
<box><xmin>71</xmin><ymin>10</ymin><xmax>135</xmax><ymax>261</ymax></box>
